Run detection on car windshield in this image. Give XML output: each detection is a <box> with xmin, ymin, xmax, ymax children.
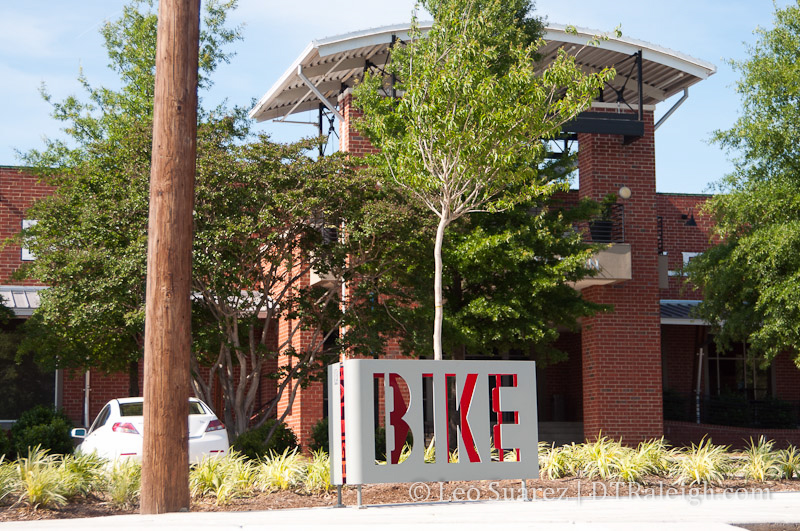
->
<box><xmin>119</xmin><ymin>401</ymin><xmax>206</xmax><ymax>416</ymax></box>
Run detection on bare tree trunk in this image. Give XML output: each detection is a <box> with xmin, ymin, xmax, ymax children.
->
<box><xmin>433</xmin><ymin>214</ymin><xmax>448</xmax><ymax>360</ymax></box>
<box><xmin>141</xmin><ymin>0</ymin><xmax>200</xmax><ymax>515</ymax></box>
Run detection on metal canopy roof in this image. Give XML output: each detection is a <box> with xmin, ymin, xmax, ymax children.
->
<box><xmin>0</xmin><ymin>285</ymin><xmax>45</xmax><ymax>317</ymax></box>
<box><xmin>660</xmin><ymin>299</ymin><xmax>708</xmax><ymax>325</ymax></box>
<box><xmin>250</xmin><ymin>22</ymin><xmax>716</xmax><ymax>124</ymax></box>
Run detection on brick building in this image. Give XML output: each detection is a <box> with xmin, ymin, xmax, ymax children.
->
<box><xmin>248</xmin><ymin>23</ymin><xmax>800</xmax><ymax>448</ymax></box>
<box><xmin>3</xmin><ymin>23</ymin><xmax>800</xmax><ymax>448</ymax></box>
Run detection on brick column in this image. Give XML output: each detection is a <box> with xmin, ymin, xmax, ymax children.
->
<box><xmin>275</xmin><ymin>264</ymin><xmax>325</xmax><ymax>450</ymax></box>
<box><xmin>577</xmin><ymin>109</ymin><xmax>663</xmax><ymax>444</ymax></box>
<box><xmin>338</xmin><ymin>90</ymin><xmax>379</xmax><ymax>158</ymax></box>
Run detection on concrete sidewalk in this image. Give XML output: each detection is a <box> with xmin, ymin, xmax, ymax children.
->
<box><xmin>2</xmin><ymin>492</ymin><xmax>798</xmax><ymax>530</ymax></box>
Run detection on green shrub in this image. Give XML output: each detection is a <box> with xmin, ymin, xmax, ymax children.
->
<box><xmin>705</xmin><ymin>393</ymin><xmax>750</xmax><ymax>427</ymax></box>
<box><xmin>255</xmin><ymin>448</ymin><xmax>306</xmax><ymax>492</ymax></box>
<box><xmin>11</xmin><ymin>405</ymin><xmax>74</xmax><ymax>457</ymax></box>
<box><xmin>309</xmin><ymin>417</ymin><xmax>329</xmax><ymax>454</ymax></box>
<box><xmin>672</xmin><ymin>437</ymin><xmax>731</xmax><ymax>485</ymax></box>
<box><xmin>104</xmin><ymin>459</ymin><xmax>141</xmax><ymax>509</ymax></box>
<box><xmin>303</xmin><ymin>450</ymin><xmax>331</xmax><ymax>493</ymax></box>
<box><xmin>232</xmin><ymin>419</ymin><xmax>297</xmax><ymax>461</ymax></box>
<box><xmin>0</xmin><ymin>456</ymin><xmax>16</xmax><ymax>503</ymax></box>
<box><xmin>776</xmin><ymin>445</ymin><xmax>800</xmax><ymax>479</ymax></box>
<box><xmin>739</xmin><ymin>436</ymin><xmax>779</xmax><ymax>482</ymax></box>
<box><xmin>374</xmin><ymin>425</ymin><xmax>386</xmax><ymax>461</ymax></box>
<box><xmin>14</xmin><ymin>446</ymin><xmax>68</xmax><ymax>509</ymax></box>
<box><xmin>190</xmin><ymin>451</ymin><xmax>254</xmax><ymax>505</ymax></box>
<box><xmin>58</xmin><ymin>452</ymin><xmax>106</xmax><ymax>498</ymax></box>
<box><xmin>373</xmin><ymin>425</ymin><xmax>413</xmax><ymax>462</ymax></box>
<box><xmin>0</xmin><ymin>429</ymin><xmax>12</xmax><ymax>459</ymax></box>
<box><xmin>755</xmin><ymin>398</ymin><xmax>797</xmax><ymax>429</ymax></box>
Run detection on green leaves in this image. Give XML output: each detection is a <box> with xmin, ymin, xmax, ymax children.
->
<box><xmin>16</xmin><ymin>1</ymin><xmax>249</xmax><ymax>396</ymax></box>
<box><xmin>354</xmin><ymin>0</ymin><xmax>610</xmax><ymax>358</ymax></box>
<box><xmin>688</xmin><ymin>3</ymin><xmax>800</xmax><ymax>365</ymax></box>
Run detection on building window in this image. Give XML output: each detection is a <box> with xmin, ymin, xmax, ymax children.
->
<box><xmin>705</xmin><ymin>341</ymin><xmax>771</xmax><ymax>400</ymax></box>
<box><xmin>21</xmin><ymin>219</ymin><xmax>37</xmax><ymax>261</ymax></box>
<box><xmin>682</xmin><ymin>252</ymin><xmax>700</xmax><ymax>267</ymax></box>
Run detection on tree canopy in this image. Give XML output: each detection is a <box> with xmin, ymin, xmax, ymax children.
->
<box><xmin>353</xmin><ymin>0</ymin><xmax>613</xmax><ymax>359</ymax></box>
<box><xmin>15</xmin><ymin>0</ymin><xmax>411</xmax><ymax>439</ymax></box>
<box><xmin>17</xmin><ymin>0</ymin><xmax>241</xmax><ymax>391</ymax></box>
<box><xmin>686</xmin><ymin>3</ymin><xmax>800</xmax><ymax>366</ymax></box>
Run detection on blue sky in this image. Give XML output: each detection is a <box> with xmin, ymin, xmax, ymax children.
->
<box><xmin>0</xmin><ymin>0</ymin><xmax>791</xmax><ymax>193</ymax></box>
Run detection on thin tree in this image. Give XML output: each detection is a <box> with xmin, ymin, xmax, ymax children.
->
<box><xmin>355</xmin><ymin>0</ymin><xmax>613</xmax><ymax>359</ymax></box>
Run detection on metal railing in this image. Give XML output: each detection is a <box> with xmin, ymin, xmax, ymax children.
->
<box><xmin>663</xmin><ymin>390</ymin><xmax>800</xmax><ymax>429</ymax></box>
<box><xmin>584</xmin><ymin>203</ymin><xmax>625</xmax><ymax>243</ymax></box>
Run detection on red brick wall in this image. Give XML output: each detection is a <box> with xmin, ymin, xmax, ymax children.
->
<box><xmin>62</xmin><ymin>368</ymin><xmax>140</xmax><ymax>427</ymax></box>
<box><xmin>538</xmin><ymin>332</ymin><xmax>582</xmax><ymax>422</ymax></box>
<box><xmin>276</xmin><ymin>263</ymin><xmax>324</xmax><ymax>449</ymax></box>
<box><xmin>0</xmin><ymin>167</ymin><xmax>54</xmax><ymax>284</ymax></box>
<box><xmin>656</xmin><ymin>194</ymin><xmax>712</xmax><ymax>300</ymax></box>
<box><xmin>774</xmin><ymin>351</ymin><xmax>800</xmax><ymax>402</ymax></box>
<box><xmin>661</xmin><ymin>324</ymin><xmax>700</xmax><ymax>396</ymax></box>
<box><xmin>577</xmin><ymin>109</ymin><xmax>663</xmax><ymax>443</ymax></box>
<box><xmin>338</xmin><ymin>91</ymin><xmax>379</xmax><ymax>157</ymax></box>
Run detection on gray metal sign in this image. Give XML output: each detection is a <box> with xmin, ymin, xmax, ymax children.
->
<box><xmin>328</xmin><ymin>359</ymin><xmax>538</xmax><ymax>485</ymax></box>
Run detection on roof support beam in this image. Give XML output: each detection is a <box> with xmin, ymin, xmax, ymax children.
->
<box><xmin>296</xmin><ymin>65</ymin><xmax>344</xmax><ymax>122</ymax></box>
<box><xmin>279</xmin><ymin>57</ymin><xmax>348</xmax><ymax>121</ymax></box>
<box><xmin>577</xmin><ymin>62</ymin><xmax>667</xmax><ymax>103</ymax></box>
<box><xmin>655</xmin><ymin>88</ymin><xmax>689</xmax><ymax>131</ymax></box>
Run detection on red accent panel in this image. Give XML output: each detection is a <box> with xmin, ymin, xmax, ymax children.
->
<box><xmin>388</xmin><ymin>373</ymin><xmax>411</xmax><ymax>464</ymax></box>
<box><xmin>458</xmin><ymin>373</ymin><xmax>480</xmax><ymax>463</ymax></box>
<box><xmin>339</xmin><ymin>365</ymin><xmax>346</xmax><ymax>482</ymax></box>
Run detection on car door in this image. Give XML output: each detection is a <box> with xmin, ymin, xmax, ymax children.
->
<box><xmin>80</xmin><ymin>404</ymin><xmax>112</xmax><ymax>456</ymax></box>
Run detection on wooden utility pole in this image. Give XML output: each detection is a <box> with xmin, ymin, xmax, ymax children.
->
<box><xmin>140</xmin><ymin>0</ymin><xmax>200</xmax><ymax>515</ymax></box>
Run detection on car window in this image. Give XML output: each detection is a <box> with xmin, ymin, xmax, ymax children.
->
<box><xmin>117</xmin><ymin>401</ymin><xmax>206</xmax><ymax>416</ymax></box>
<box><xmin>88</xmin><ymin>405</ymin><xmax>111</xmax><ymax>434</ymax></box>
<box><xmin>119</xmin><ymin>402</ymin><xmax>144</xmax><ymax>416</ymax></box>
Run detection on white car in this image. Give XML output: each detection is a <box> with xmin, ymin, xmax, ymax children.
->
<box><xmin>71</xmin><ymin>397</ymin><xmax>229</xmax><ymax>464</ymax></box>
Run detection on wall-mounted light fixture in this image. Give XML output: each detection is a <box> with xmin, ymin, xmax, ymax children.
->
<box><xmin>681</xmin><ymin>209</ymin><xmax>697</xmax><ymax>227</ymax></box>
<box><xmin>618</xmin><ymin>186</ymin><xmax>632</xmax><ymax>200</ymax></box>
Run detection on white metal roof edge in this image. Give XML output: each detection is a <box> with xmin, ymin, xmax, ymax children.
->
<box><xmin>0</xmin><ymin>285</ymin><xmax>48</xmax><ymax>291</ymax></box>
<box><xmin>249</xmin><ymin>41</ymin><xmax>316</xmax><ymax>121</ymax></box>
<box><xmin>661</xmin><ymin>318</ymin><xmax>709</xmax><ymax>326</ymax></box>
<box><xmin>315</xmin><ymin>21</ymin><xmax>433</xmax><ymax>58</ymax></box>
<box><xmin>544</xmin><ymin>24</ymin><xmax>717</xmax><ymax>80</ymax></box>
<box><xmin>250</xmin><ymin>21</ymin><xmax>717</xmax><ymax>121</ymax></box>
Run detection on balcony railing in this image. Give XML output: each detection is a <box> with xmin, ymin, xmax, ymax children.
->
<box><xmin>584</xmin><ymin>203</ymin><xmax>625</xmax><ymax>244</ymax></box>
<box><xmin>664</xmin><ymin>390</ymin><xmax>800</xmax><ymax>430</ymax></box>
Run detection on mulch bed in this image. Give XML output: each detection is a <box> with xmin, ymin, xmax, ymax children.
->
<box><xmin>2</xmin><ymin>477</ymin><xmax>800</xmax><ymax>522</ymax></box>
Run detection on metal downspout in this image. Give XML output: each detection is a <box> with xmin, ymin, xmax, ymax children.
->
<box><xmin>84</xmin><ymin>370</ymin><xmax>91</xmax><ymax>427</ymax></box>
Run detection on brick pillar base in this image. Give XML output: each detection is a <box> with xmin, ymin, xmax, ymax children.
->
<box><xmin>277</xmin><ymin>365</ymin><xmax>323</xmax><ymax>450</ymax></box>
